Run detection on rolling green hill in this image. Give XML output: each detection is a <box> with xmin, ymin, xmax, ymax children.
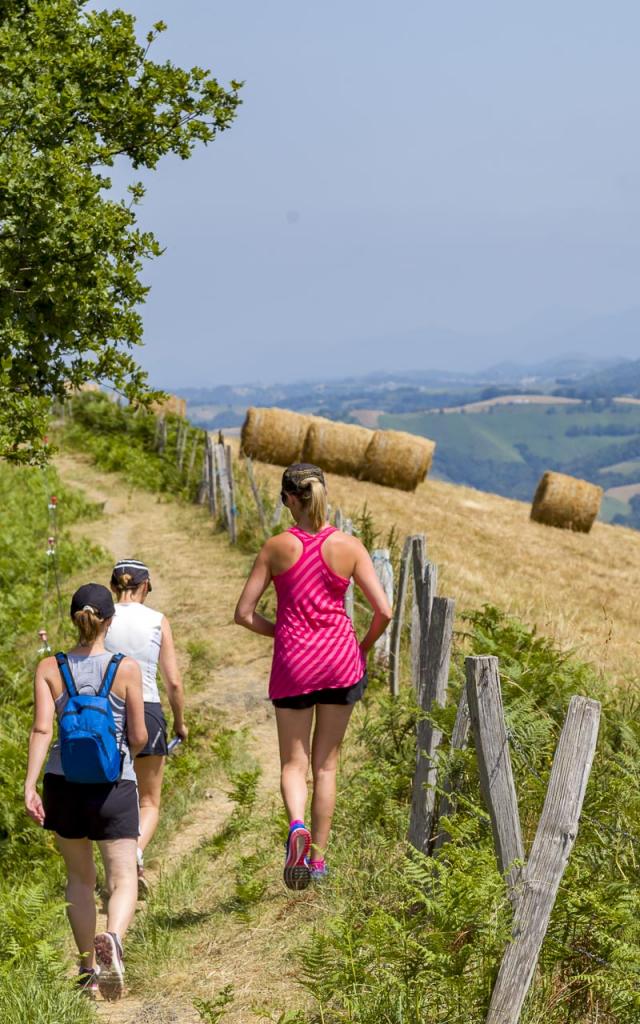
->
<box><xmin>380</xmin><ymin>401</ymin><xmax>640</xmax><ymax>526</ymax></box>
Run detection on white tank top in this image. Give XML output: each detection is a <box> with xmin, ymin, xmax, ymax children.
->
<box><xmin>105</xmin><ymin>603</ymin><xmax>163</xmax><ymax>703</ymax></box>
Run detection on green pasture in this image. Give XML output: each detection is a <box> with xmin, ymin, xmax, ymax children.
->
<box><xmin>381</xmin><ymin>403</ymin><xmax>640</xmax><ymax>524</ymax></box>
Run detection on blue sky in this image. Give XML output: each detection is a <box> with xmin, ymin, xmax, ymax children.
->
<box><xmin>113</xmin><ymin>1</ymin><xmax>640</xmax><ymax>386</ymax></box>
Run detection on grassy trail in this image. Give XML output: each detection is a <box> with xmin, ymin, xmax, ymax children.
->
<box><xmin>55</xmin><ymin>453</ymin><xmax>318</xmax><ymax>1024</ymax></box>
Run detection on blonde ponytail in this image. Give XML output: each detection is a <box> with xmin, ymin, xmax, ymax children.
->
<box><xmin>306</xmin><ymin>477</ymin><xmax>328</xmax><ymax>532</ymax></box>
<box><xmin>281</xmin><ymin>463</ymin><xmax>328</xmax><ymax>531</ymax></box>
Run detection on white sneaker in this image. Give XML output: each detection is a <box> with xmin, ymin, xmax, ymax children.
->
<box><xmin>94</xmin><ymin>932</ymin><xmax>125</xmax><ymax>1001</ymax></box>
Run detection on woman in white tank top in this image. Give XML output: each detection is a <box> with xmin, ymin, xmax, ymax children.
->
<box><xmin>105</xmin><ymin>559</ymin><xmax>187</xmax><ymax>894</ymax></box>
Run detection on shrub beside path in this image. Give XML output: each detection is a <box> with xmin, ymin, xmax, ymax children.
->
<box><xmin>55</xmin><ymin>452</ymin><xmax>316</xmax><ymax>1024</ymax></box>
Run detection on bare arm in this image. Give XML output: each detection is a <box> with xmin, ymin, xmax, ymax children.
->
<box><xmin>123</xmin><ymin>658</ymin><xmax>147</xmax><ymax>755</ymax></box>
<box><xmin>158</xmin><ymin>616</ymin><xmax>188</xmax><ymax>740</ymax></box>
<box><xmin>24</xmin><ymin>659</ymin><xmax>56</xmax><ymax>826</ymax></box>
<box><xmin>234</xmin><ymin>545</ymin><xmax>276</xmax><ymax>638</ymax></box>
<box><xmin>353</xmin><ymin>542</ymin><xmax>393</xmax><ymax>654</ymax></box>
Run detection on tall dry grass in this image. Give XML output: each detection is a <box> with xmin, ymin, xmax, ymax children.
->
<box><xmin>248</xmin><ymin>452</ymin><xmax>640</xmax><ymax>685</ymax></box>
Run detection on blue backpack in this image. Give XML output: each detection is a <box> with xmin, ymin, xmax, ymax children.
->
<box><xmin>56</xmin><ymin>652</ymin><xmax>126</xmax><ymax>784</ymax></box>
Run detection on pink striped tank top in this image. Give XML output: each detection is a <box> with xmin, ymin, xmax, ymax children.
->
<box><xmin>269</xmin><ymin>525</ymin><xmax>366</xmax><ymax>700</ymax></box>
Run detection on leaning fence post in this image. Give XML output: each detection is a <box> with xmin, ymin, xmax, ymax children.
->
<box><xmin>372</xmin><ymin>549</ymin><xmax>394</xmax><ymax>666</ymax></box>
<box><xmin>432</xmin><ymin>687</ymin><xmax>471</xmax><ymax>853</ymax></box>
<box><xmin>389</xmin><ymin>536</ymin><xmax>413</xmax><ymax>697</ymax></box>
<box><xmin>466</xmin><ymin>657</ymin><xmax>524</xmax><ymax>899</ymax></box>
<box><xmin>225</xmin><ymin>444</ymin><xmax>238</xmax><ymax>544</ymax></box>
<box><xmin>245</xmin><ymin>456</ymin><xmax>268</xmax><ymax>537</ymax></box>
<box><xmin>206</xmin><ymin>434</ymin><xmax>217</xmax><ymax>519</ymax></box>
<box><xmin>408</xmin><ymin>595</ymin><xmax>455</xmax><ymax>854</ymax></box>
<box><xmin>410</xmin><ymin>535</ymin><xmax>426</xmax><ymax>685</ymax></box>
<box><xmin>485</xmin><ymin>695</ymin><xmax>601</xmax><ymax>1024</ymax></box>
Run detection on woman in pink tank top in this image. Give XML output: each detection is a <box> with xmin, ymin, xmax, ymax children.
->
<box><xmin>235</xmin><ymin>463</ymin><xmax>392</xmax><ymax>890</ymax></box>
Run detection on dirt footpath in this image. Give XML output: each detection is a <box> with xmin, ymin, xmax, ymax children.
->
<box><xmin>56</xmin><ymin>454</ymin><xmax>303</xmax><ymax>1024</ymax></box>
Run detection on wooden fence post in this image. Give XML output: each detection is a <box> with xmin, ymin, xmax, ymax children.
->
<box><xmin>187</xmin><ymin>430</ymin><xmax>200</xmax><ymax>481</ymax></box>
<box><xmin>215</xmin><ymin>443</ymin><xmax>231</xmax><ymax>530</ymax></box>
<box><xmin>466</xmin><ymin>657</ymin><xmax>524</xmax><ymax>899</ymax></box>
<box><xmin>408</xmin><ymin>595</ymin><xmax>455</xmax><ymax>854</ymax></box>
<box><xmin>196</xmin><ymin>447</ymin><xmax>208</xmax><ymax>505</ymax></box>
<box><xmin>410</xmin><ymin>535</ymin><xmax>426</xmax><ymax>686</ymax></box>
<box><xmin>388</xmin><ymin>535</ymin><xmax>413</xmax><ymax>697</ymax></box>
<box><xmin>372</xmin><ymin>549</ymin><xmax>394</xmax><ymax>666</ymax></box>
<box><xmin>432</xmin><ymin>687</ymin><xmax>471</xmax><ymax>853</ymax></box>
<box><xmin>177</xmin><ymin>422</ymin><xmax>188</xmax><ymax>472</ymax></box>
<box><xmin>245</xmin><ymin>456</ymin><xmax>268</xmax><ymax>537</ymax></box>
<box><xmin>225</xmin><ymin>444</ymin><xmax>238</xmax><ymax>544</ymax></box>
<box><xmin>206</xmin><ymin>434</ymin><xmax>217</xmax><ymax>518</ymax></box>
<box><xmin>485</xmin><ymin>695</ymin><xmax>601</xmax><ymax>1024</ymax></box>
<box><xmin>414</xmin><ymin>562</ymin><xmax>437</xmax><ymax>696</ymax></box>
<box><xmin>334</xmin><ymin>508</ymin><xmax>343</xmax><ymax>530</ymax></box>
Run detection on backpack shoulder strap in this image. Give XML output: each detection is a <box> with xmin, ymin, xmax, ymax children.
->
<box><xmin>55</xmin><ymin>652</ymin><xmax>77</xmax><ymax>698</ymax></box>
<box><xmin>98</xmin><ymin>653</ymin><xmax>126</xmax><ymax>698</ymax></box>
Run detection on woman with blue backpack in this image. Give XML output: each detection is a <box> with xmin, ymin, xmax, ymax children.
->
<box><xmin>24</xmin><ymin>583</ymin><xmax>147</xmax><ymax>1002</ymax></box>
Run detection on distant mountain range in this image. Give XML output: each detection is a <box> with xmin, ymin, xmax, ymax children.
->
<box><xmin>554</xmin><ymin>359</ymin><xmax>640</xmax><ymax>399</ymax></box>
<box><xmin>172</xmin><ymin>353</ymin><xmax>640</xmax><ymax>530</ymax></box>
<box><xmin>173</xmin><ymin>354</ymin><xmax>635</xmax><ymax>428</ymax></box>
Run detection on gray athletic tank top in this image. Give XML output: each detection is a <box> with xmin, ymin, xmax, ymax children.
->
<box><xmin>45</xmin><ymin>652</ymin><xmax>137</xmax><ymax>783</ymax></box>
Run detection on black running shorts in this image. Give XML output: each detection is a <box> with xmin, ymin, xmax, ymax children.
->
<box><xmin>137</xmin><ymin>701</ymin><xmax>169</xmax><ymax>758</ymax></box>
<box><xmin>272</xmin><ymin>673</ymin><xmax>368</xmax><ymax>710</ymax></box>
<box><xmin>43</xmin><ymin>774</ymin><xmax>139</xmax><ymax>841</ymax></box>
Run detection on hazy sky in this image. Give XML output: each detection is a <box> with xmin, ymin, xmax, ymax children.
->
<box><xmin>113</xmin><ymin>1</ymin><xmax>640</xmax><ymax>386</ymax></box>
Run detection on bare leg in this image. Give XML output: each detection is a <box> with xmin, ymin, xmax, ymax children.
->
<box><xmin>134</xmin><ymin>755</ymin><xmax>165</xmax><ymax>854</ymax></box>
<box><xmin>310</xmin><ymin>704</ymin><xmax>354</xmax><ymax>858</ymax></box>
<box><xmin>55</xmin><ymin>836</ymin><xmax>97</xmax><ymax>969</ymax></box>
<box><xmin>98</xmin><ymin>838</ymin><xmax>138</xmax><ymax>940</ymax></box>
<box><xmin>275</xmin><ymin>706</ymin><xmax>314</xmax><ymax>823</ymax></box>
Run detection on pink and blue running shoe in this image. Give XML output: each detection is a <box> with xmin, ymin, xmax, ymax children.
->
<box><xmin>283</xmin><ymin>822</ymin><xmax>311</xmax><ymax>890</ymax></box>
<box><xmin>309</xmin><ymin>858</ymin><xmax>329</xmax><ymax>882</ymax></box>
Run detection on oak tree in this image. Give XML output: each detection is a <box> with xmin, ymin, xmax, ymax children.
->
<box><xmin>0</xmin><ymin>0</ymin><xmax>241</xmax><ymax>461</ymax></box>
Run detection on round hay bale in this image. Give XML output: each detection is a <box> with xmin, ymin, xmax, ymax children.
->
<box><xmin>530</xmin><ymin>471</ymin><xmax>603</xmax><ymax>533</ymax></box>
<box><xmin>151</xmin><ymin>394</ymin><xmax>187</xmax><ymax>418</ymax></box>
<box><xmin>361</xmin><ymin>430</ymin><xmax>436</xmax><ymax>491</ymax></box>
<box><xmin>240</xmin><ymin>406</ymin><xmax>313</xmax><ymax>466</ymax></box>
<box><xmin>302</xmin><ymin>418</ymin><xmax>373</xmax><ymax>478</ymax></box>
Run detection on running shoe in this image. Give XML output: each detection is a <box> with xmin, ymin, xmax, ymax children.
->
<box><xmin>309</xmin><ymin>861</ymin><xmax>329</xmax><ymax>882</ymax></box>
<box><xmin>75</xmin><ymin>967</ymin><xmax>99</xmax><ymax>998</ymax></box>
<box><xmin>283</xmin><ymin>823</ymin><xmax>311</xmax><ymax>891</ymax></box>
<box><xmin>94</xmin><ymin>932</ymin><xmax>125</xmax><ymax>1001</ymax></box>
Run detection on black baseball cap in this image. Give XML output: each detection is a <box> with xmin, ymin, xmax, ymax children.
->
<box><xmin>70</xmin><ymin>583</ymin><xmax>115</xmax><ymax>620</ymax></box>
<box><xmin>281</xmin><ymin>463</ymin><xmax>325</xmax><ymax>497</ymax></box>
<box><xmin>110</xmin><ymin>558</ymin><xmax>152</xmax><ymax>592</ymax></box>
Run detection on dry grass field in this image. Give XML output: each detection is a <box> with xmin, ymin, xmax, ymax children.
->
<box><xmin>250</xmin><ymin>453</ymin><xmax>640</xmax><ymax>685</ymax></box>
